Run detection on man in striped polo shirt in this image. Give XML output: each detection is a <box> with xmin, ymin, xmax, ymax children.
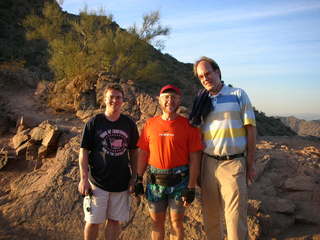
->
<box><xmin>191</xmin><ymin>56</ymin><xmax>256</xmax><ymax>240</ymax></box>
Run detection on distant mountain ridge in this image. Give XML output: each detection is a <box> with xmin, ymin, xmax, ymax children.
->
<box><xmin>291</xmin><ymin>113</ymin><xmax>320</xmax><ymax>121</ymax></box>
<box><xmin>279</xmin><ymin>116</ymin><xmax>320</xmax><ymax>137</ymax></box>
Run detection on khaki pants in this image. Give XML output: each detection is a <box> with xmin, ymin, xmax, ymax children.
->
<box><xmin>201</xmin><ymin>154</ymin><xmax>248</xmax><ymax>240</ymax></box>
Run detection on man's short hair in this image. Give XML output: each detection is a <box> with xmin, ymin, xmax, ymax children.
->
<box><xmin>104</xmin><ymin>83</ymin><xmax>124</xmax><ymax>98</ymax></box>
<box><xmin>193</xmin><ymin>56</ymin><xmax>221</xmax><ymax>79</ymax></box>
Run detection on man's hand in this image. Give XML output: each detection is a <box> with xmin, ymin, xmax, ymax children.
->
<box><xmin>134</xmin><ymin>175</ymin><xmax>144</xmax><ymax>196</ymax></box>
<box><xmin>181</xmin><ymin>188</ymin><xmax>196</xmax><ymax>207</ymax></box>
<box><xmin>128</xmin><ymin>176</ymin><xmax>136</xmax><ymax>194</ymax></box>
<box><xmin>244</xmin><ymin>124</ymin><xmax>256</xmax><ymax>185</ymax></box>
<box><xmin>78</xmin><ymin>178</ymin><xmax>91</xmax><ymax>197</ymax></box>
<box><xmin>246</xmin><ymin>162</ymin><xmax>256</xmax><ymax>185</ymax></box>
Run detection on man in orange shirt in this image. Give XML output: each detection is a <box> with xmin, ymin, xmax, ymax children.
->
<box><xmin>135</xmin><ymin>84</ymin><xmax>203</xmax><ymax>240</ymax></box>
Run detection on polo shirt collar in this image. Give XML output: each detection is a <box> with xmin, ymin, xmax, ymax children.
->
<box><xmin>209</xmin><ymin>84</ymin><xmax>228</xmax><ymax>98</ymax></box>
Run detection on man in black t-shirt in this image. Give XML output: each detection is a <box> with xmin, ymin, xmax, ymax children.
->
<box><xmin>78</xmin><ymin>83</ymin><xmax>139</xmax><ymax>240</ymax></box>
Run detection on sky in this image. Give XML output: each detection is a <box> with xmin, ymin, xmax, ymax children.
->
<box><xmin>61</xmin><ymin>0</ymin><xmax>320</xmax><ymax>120</ymax></box>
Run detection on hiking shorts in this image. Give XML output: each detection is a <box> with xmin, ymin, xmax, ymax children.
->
<box><xmin>148</xmin><ymin>196</ymin><xmax>185</xmax><ymax>213</ymax></box>
<box><xmin>83</xmin><ymin>182</ymin><xmax>130</xmax><ymax>224</ymax></box>
<box><xmin>146</xmin><ymin>165</ymin><xmax>188</xmax><ymax>213</ymax></box>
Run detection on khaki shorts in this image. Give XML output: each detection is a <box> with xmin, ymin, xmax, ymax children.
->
<box><xmin>83</xmin><ymin>183</ymin><xmax>130</xmax><ymax>224</ymax></box>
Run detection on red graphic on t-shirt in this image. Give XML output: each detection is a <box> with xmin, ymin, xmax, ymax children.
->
<box><xmin>99</xmin><ymin>129</ymin><xmax>128</xmax><ymax>156</ymax></box>
<box><xmin>111</xmin><ymin>139</ymin><xmax>123</xmax><ymax>148</ymax></box>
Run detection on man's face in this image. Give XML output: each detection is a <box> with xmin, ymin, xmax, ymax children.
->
<box><xmin>158</xmin><ymin>92</ymin><xmax>181</xmax><ymax>114</ymax></box>
<box><xmin>196</xmin><ymin>61</ymin><xmax>221</xmax><ymax>92</ymax></box>
<box><xmin>104</xmin><ymin>89</ymin><xmax>123</xmax><ymax>112</ymax></box>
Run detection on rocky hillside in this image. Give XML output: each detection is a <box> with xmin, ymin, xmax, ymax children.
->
<box><xmin>279</xmin><ymin>116</ymin><xmax>320</xmax><ymax>137</ymax></box>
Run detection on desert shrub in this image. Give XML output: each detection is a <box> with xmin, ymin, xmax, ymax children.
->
<box><xmin>23</xmin><ymin>3</ymin><xmax>171</xmax><ymax>87</ymax></box>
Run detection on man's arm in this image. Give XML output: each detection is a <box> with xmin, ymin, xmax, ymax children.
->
<box><xmin>129</xmin><ymin>149</ymin><xmax>138</xmax><ymax>176</ymax></box>
<box><xmin>134</xmin><ymin>148</ymin><xmax>149</xmax><ymax>196</ymax></box>
<box><xmin>181</xmin><ymin>151</ymin><xmax>201</xmax><ymax>206</ymax></box>
<box><xmin>78</xmin><ymin>148</ymin><xmax>91</xmax><ymax>195</ymax></box>
<box><xmin>245</xmin><ymin>124</ymin><xmax>256</xmax><ymax>184</ymax></box>
<box><xmin>137</xmin><ymin>148</ymin><xmax>149</xmax><ymax>177</ymax></box>
<box><xmin>188</xmin><ymin>151</ymin><xmax>202</xmax><ymax>188</ymax></box>
<box><xmin>128</xmin><ymin>148</ymin><xmax>138</xmax><ymax>193</ymax></box>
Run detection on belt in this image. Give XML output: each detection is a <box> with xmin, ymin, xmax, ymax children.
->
<box><xmin>148</xmin><ymin>170</ymin><xmax>189</xmax><ymax>187</ymax></box>
<box><xmin>206</xmin><ymin>153</ymin><xmax>244</xmax><ymax>161</ymax></box>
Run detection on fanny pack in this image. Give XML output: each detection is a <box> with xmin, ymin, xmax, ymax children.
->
<box><xmin>148</xmin><ymin>170</ymin><xmax>189</xmax><ymax>187</ymax></box>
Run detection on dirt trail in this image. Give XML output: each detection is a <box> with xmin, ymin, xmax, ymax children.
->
<box><xmin>2</xmin><ymin>87</ymin><xmax>82</xmax><ymax>130</ymax></box>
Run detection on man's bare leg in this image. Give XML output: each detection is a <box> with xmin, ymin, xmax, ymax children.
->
<box><xmin>169</xmin><ymin>210</ymin><xmax>184</xmax><ymax>240</ymax></box>
<box><xmin>105</xmin><ymin>219</ymin><xmax>120</xmax><ymax>240</ymax></box>
<box><xmin>84</xmin><ymin>223</ymin><xmax>99</xmax><ymax>240</ymax></box>
<box><xmin>149</xmin><ymin>211</ymin><xmax>166</xmax><ymax>240</ymax></box>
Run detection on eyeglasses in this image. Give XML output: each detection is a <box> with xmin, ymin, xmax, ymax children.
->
<box><xmin>159</xmin><ymin>93</ymin><xmax>180</xmax><ymax>101</ymax></box>
<box><xmin>106</xmin><ymin>95</ymin><xmax>123</xmax><ymax>101</ymax></box>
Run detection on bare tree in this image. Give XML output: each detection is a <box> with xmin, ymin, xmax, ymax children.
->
<box><xmin>128</xmin><ymin>11</ymin><xmax>170</xmax><ymax>50</ymax></box>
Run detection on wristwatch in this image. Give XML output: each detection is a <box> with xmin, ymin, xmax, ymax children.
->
<box><xmin>136</xmin><ymin>175</ymin><xmax>143</xmax><ymax>183</ymax></box>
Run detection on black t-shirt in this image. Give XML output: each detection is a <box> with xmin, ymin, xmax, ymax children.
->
<box><xmin>80</xmin><ymin>113</ymin><xmax>139</xmax><ymax>192</ymax></box>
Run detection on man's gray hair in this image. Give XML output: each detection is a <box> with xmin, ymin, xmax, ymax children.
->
<box><xmin>193</xmin><ymin>56</ymin><xmax>221</xmax><ymax>79</ymax></box>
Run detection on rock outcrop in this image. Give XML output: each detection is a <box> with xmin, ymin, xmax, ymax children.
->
<box><xmin>249</xmin><ymin>136</ymin><xmax>320</xmax><ymax>237</ymax></box>
<box><xmin>11</xmin><ymin>121</ymin><xmax>61</xmax><ymax>168</ymax></box>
